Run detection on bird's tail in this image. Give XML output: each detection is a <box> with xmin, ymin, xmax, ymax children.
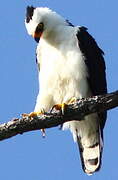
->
<box><xmin>77</xmin><ymin>129</ymin><xmax>103</xmax><ymax>175</ymax></box>
<box><xmin>63</xmin><ymin>117</ymin><xmax>103</xmax><ymax>175</ymax></box>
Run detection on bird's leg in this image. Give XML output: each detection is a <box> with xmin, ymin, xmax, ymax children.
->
<box><xmin>51</xmin><ymin>97</ymin><xmax>77</xmax><ymax>115</ymax></box>
<box><xmin>22</xmin><ymin>111</ymin><xmax>46</xmax><ymax>137</ymax></box>
<box><xmin>51</xmin><ymin>103</ymin><xmax>67</xmax><ymax>115</ymax></box>
<box><xmin>22</xmin><ymin>111</ymin><xmax>44</xmax><ymax>117</ymax></box>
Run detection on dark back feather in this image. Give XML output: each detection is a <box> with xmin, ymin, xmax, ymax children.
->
<box><xmin>76</xmin><ymin>27</ymin><xmax>107</xmax><ymax>130</ymax></box>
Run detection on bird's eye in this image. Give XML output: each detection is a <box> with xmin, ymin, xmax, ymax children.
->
<box><xmin>35</xmin><ymin>22</ymin><xmax>44</xmax><ymax>33</ymax></box>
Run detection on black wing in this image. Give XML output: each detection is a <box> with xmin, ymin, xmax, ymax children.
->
<box><xmin>76</xmin><ymin>26</ymin><xmax>107</xmax><ymax>130</ymax></box>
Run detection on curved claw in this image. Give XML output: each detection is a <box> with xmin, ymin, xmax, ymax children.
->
<box><xmin>50</xmin><ymin>97</ymin><xmax>77</xmax><ymax>115</ymax></box>
<box><xmin>51</xmin><ymin>103</ymin><xmax>67</xmax><ymax>115</ymax></box>
<box><xmin>22</xmin><ymin>111</ymin><xmax>46</xmax><ymax>137</ymax></box>
<box><xmin>22</xmin><ymin>111</ymin><xmax>44</xmax><ymax>118</ymax></box>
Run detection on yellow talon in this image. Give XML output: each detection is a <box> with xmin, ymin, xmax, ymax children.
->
<box><xmin>28</xmin><ymin>111</ymin><xmax>43</xmax><ymax>117</ymax></box>
<box><xmin>52</xmin><ymin>103</ymin><xmax>67</xmax><ymax>115</ymax></box>
<box><xmin>22</xmin><ymin>110</ymin><xmax>44</xmax><ymax>118</ymax></box>
<box><xmin>22</xmin><ymin>111</ymin><xmax>46</xmax><ymax>137</ymax></box>
<box><xmin>51</xmin><ymin>97</ymin><xmax>77</xmax><ymax>115</ymax></box>
<box><xmin>22</xmin><ymin>112</ymin><xmax>38</xmax><ymax>117</ymax></box>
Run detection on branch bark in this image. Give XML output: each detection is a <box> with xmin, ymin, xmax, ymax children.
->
<box><xmin>0</xmin><ymin>90</ymin><xmax>118</xmax><ymax>141</ymax></box>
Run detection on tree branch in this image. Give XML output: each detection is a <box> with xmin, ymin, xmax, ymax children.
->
<box><xmin>0</xmin><ymin>90</ymin><xmax>118</xmax><ymax>141</ymax></box>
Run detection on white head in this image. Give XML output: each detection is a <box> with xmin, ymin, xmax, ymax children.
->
<box><xmin>25</xmin><ymin>6</ymin><xmax>68</xmax><ymax>42</ymax></box>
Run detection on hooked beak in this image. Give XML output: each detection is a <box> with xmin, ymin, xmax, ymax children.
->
<box><xmin>32</xmin><ymin>23</ymin><xmax>44</xmax><ymax>43</ymax></box>
<box><xmin>32</xmin><ymin>32</ymin><xmax>43</xmax><ymax>42</ymax></box>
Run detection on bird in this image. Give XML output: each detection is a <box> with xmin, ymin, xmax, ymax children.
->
<box><xmin>25</xmin><ymin>6</ymin><xmax>107</xmax><ymax>175</ymax></box>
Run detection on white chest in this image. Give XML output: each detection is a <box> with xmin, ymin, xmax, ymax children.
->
<box><xmin>36</xmin><ymin>38</ymin><xmax>89</xmax><ymax>107</ymax></box>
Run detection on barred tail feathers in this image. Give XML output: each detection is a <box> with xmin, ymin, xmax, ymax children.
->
<box><xmin>77</xmin><ymin>135</ymin><xmax>102</xmax><ymax>175</ymax></box>
<box><xmin>63</xmin><ymin>120</ymin><xmax>103</xmax><ymax>175</ymax></box>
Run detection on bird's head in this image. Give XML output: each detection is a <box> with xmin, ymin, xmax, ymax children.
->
<box><xmin>25</xmin><ymin>6</ymin><xmax>67</xmax><ymax>43</ymax></box>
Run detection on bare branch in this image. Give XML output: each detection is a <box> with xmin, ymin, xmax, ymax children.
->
<box><xmin>0</xmin><ymin>91</ymin><xmax>118</xmax><ymax>141</ymax></box>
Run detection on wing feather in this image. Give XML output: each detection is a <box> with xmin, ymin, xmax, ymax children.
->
<box><xmin>76</xmin><ymin>27</ymin><xmax>107</xmax><ymax>130</ymax></box>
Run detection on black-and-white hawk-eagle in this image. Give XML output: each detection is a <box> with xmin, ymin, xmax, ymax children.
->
<box><xmin>25</xmin><ymin>6</ymin><xmax>107</xmax><ymax>175</ymax></box>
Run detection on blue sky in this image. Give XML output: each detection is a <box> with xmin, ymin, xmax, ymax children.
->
<box><xmin>0</xmin><ymin>0</ymin><xmax>118</xmax><ymax>179</ymax></box>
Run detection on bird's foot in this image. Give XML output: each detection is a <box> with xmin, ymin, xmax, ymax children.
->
<box><xmin>22</xmin><ymin>111</ymin><xmax>44</xmax><ymax>117</ymax></box>
<box><xmin>51</xmin><ymin>103</ymin><xmax>67</xmax><ymax>115</ymax></box>
<box><xmin>51</xmin><ymin>98</ymin><xmax>77</xmax><ymax>115</ymax></box>
<box><xmin>22</xmin><ymin>111</ymin><xmax>46</xmax><ymax>137</ymax></box>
